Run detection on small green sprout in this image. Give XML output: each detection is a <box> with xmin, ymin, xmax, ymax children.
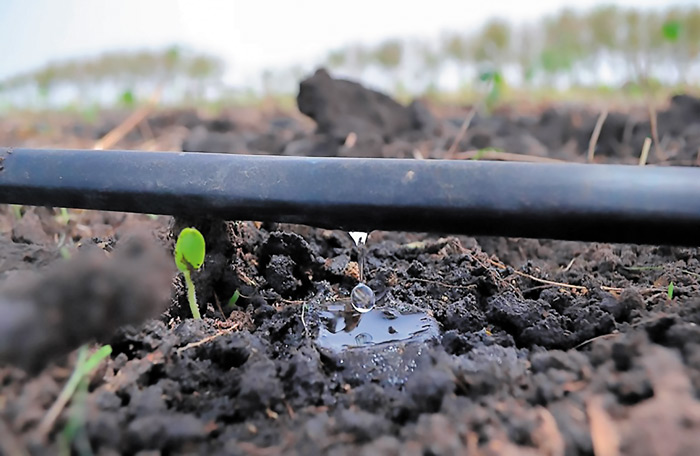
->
<box><xmin>667</xmin><ymin>282</ymin><xmax>675</xmax><ymax>300</ymax></box>
<box><xmin>59</xmin><ymin>376</ymin><xmax>90</xmax><ymax>456</ymax></box>
<box><xmin>56</xmin><ymin>207</ymin><xmax>71</xmax><ymax>225</ymax></box>
<box><xmin>58</xmin><ymin>345</ymin><xmax>111</xmax><ymax>456</ymax></box>
<box><xmin>10</xmin><ymin>204</ymin><xmax>22</xmax><ymax>220</ymax></box>
<box><xmin>479</xmin><ymin>70</ymin><xmax>505</xmax><ymax>110</ymax></box>
<box><xmin>227</xmin><ymin>289</ymin><xmax>241</xmax><ymax>308</ymax></box>
<box><xmin>472</xmin><ymin>147</ymin><xmax>503</xmax><ymax>160</ymax></box>
<box><xmin>39</xmin><ymin>344</ymin><xmax>112</xmax><ymax>439</ymax></box>
<box><xmin>175</xmin><ymin>227</ymin><xmax>206</xmax><ymax>319</ymax></box>
<box><xmin>56</xmin><ymin>232</ymin><xmax>72</xmax><ymax>260</ymax></box>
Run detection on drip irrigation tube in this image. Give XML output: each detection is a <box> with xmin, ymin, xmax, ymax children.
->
<box><xmin>1</xmin><ymin>147</ymin><xmax>699</xmax><ymax>246</ymax></box>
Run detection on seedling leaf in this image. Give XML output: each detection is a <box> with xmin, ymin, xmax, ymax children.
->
<box><xmin>667</xmin><ymin>282</ymin><xmax>675</xmax><ymax>300</ymax></box>
<box><xmin>175</xmin><ymin>228</ymin><xmax>206</xmax><ymax>273</ymax></box>
<box><xmin>82</xmin><ymin>345</ymin><xmax>112</xmax><ymax>374</ymax></box>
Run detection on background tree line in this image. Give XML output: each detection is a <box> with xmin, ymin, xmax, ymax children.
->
<box><xmin>0</xmin><ymin>46</ymin><xmax>224</xmax><ymax>108</ymax></box>
<box><xmin>1</xmin><ymin>4</ymin><xmax>699</xmax><ymax>109</ymax></box>
<box><xmin>322</xmin><ymin>5</ymin><xmax>700</xmax><ymax>95</ymax></box>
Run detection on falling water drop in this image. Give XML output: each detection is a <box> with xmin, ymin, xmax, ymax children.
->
<box><xmin>349</xmin><ymin>231</ymin><xmax>369</xmax><ymax>283</ymax></box>
<box><xmin>351</xmin><ymin>283</ymin><xmax>376</xmax><ymax>313</ymax></box>
<box><xmin>348</xmin><ymin>231</ymin><xmax>375</xmax><ymax>312</ymax></box>
<box><xmin>349</xmin><ymin>231</ymin><xmax>368</xmax><ymax>246</ymax></box>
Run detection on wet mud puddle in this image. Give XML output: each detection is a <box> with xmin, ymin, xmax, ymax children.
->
<box><xmin>316</xmin><ymin>231</ymin><xmax>440</xmax><ymax>351</ymax></box>
<box><xmin>316</xmin><ymin>303</ymin><xmax>441</xmax><ymax>351</ymax></box>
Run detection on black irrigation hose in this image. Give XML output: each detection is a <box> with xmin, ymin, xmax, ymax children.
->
<box><xmin>1</xmin><ymin>147</ymin><xmax>699</xmax><ymax>246</ymax></box>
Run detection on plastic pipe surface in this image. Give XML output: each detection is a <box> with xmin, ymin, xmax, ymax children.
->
<box><xmin>1</xmin><ymin>147</ymin><xmax>699</xmax><ymax>245</ymax></box>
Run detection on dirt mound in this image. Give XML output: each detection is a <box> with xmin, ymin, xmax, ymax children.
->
<box><xmin>0</xmin><ymin>231</ymin><xmax>174</xmax><ymax>373</ymax></box>
<box><xmin>293</xmin><ymin>68</ymin><xmax>440</xmax><ymax>157</ymax></box>
<box><xmin>298</xmin><ymin>68</ymin><xmax>436</xmax><ymax>142</ymax></box>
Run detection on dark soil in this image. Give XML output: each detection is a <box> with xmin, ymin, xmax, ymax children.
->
<box><xmin>2</xmin><ymin>72</ymin><xmax>700</xmax><ymax>455</ymax></box>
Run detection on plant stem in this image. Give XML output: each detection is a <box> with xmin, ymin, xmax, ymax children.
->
<box><xmin>184</xmin><ymin>270</ymin><xmax>201</xmax><ymax>319</ymax></box>
<box><xmin>59</xmin><ymin>377</ymin><xmax>91</xmax><ymax>456</ymax></box>
<box><xmin>10</xmin><ymin>204</ymin><xmax>22</xmax><ymax>220</ymax></box>
<box><xmin>38</xmin><ymin>345</ymin><xmax>112</xmax><ymax>439</ymax></box>
<box><xmin>38</xmin><ymin>348</ymin><xmax>88</xmax><ymax>438</ymax></box>
<box><xmin>59</xmin><ymin>207</ymin><xmax>71</xmax><ymax>225</ymax></box>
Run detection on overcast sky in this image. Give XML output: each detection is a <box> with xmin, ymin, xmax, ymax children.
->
<box><xmin>0</xmin><ymin>0</ymin><xmax>692</xmax><ymax>86</ymax></box>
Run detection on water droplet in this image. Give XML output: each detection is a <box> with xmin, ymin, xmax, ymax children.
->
<box><xmin>349</xmin><ymin>231</ymin><xmax>370</xmax><ymax>282</ymax></box>
<box><xmin>349</xmin><ymin>231</ymin><xmax>368</xmax><ymax>246</ymax></box>
<box><xmin>351</xmin><ymin>283</ymin><xmax>376</xmax><ymax>313</ymax></box>
<box><xmin>355</xmin><ymin>333</ymin><xmax>373</xmax><ymax>345</ymax></box>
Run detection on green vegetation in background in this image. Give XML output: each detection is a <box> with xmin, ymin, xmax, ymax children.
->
<box><xmin>662</xmin><ymin>20</ymin><xmax>682</xmax><ymax>43</ymax></box>
<box><xmin>1</xmin><ymin>5</ymin><xmax>699</xmax><ymax>111</ymax></box>
<box><xmin>119</xmin><ymin>89</ymin><xmax>136</xmax><ymax>109</ymax></box>
<box><xmin>1</xmin><ymin>46</ymin><xmax>223</xmax><ymax>110</ymax></box>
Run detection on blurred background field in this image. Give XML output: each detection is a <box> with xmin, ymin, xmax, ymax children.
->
<box><xmin>1</xmin><ymin>0</ymin><xmax>698</xmax><ymax>114</ymax></box>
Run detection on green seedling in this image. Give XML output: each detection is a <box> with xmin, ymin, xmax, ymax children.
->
<box><xmin>227</xmin><ymin>289</ymin><xmax>241</xmax><ymax>308</ymax></box>
<box><xmin>38</xmin><ymin>344</ymin><xmax>112</xmax><ymax>440</ymax></box>
<box><xmin>472</xmin><ymin>147</ymin><xmax>504</xmax><ymax>160</ymax></box>
<box><xmin>56</xmin><ymin>232</ymin><xmax>72</xmax><ymax>260</ymax></box>
<box><xmin>175</xmin><ymin>227</ymin><xmax>206</xmax><ymax>319</ymax></box>
<box><xmin>667</xmin><ymin>282</ymin><xmax>675</xmax><ymax>300</ymax></box>
<box><xmin>479</xmin><ymin>70</ymin><xmax>505</xmax><ymax>110</ymax></box>
<box><xmin>10</xmin><ymin>204</ymin><xmax>22</xmax><ymax>220</ymax></box>
<box><xmin>56</xmin><ymin>207</ymin><xmax>71</xmax><ymax>225</ymax></box>
<box><xmin>59</xmin><ymin>372</ymin><xmax>90</xmax><ymax>456</ymax></box>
